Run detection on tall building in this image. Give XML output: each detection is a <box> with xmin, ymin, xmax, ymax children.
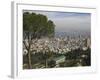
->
<box><xmin>84</xmin><ymin>38</ymin><xmax>91</xmax><ymax>48</ymax></box>
<box><xmin>87</xmin><ymin>38</ymin><xmax>91</xmax><ymax>48</ymax></box>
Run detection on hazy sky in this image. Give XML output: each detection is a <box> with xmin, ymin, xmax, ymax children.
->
<box><xmin>24</xmin><ymin>10</ymin><xmax>91</xmax><ymax>34</ymax></box>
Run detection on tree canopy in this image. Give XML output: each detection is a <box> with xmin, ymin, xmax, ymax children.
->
<box><xmin>23</xmin><ymin>12</ymin><xmax>55</xmax><ymax>39</ymax></box>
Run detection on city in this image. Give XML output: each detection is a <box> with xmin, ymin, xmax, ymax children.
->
<box><xmin>23</xmin><ymin>11</ymin><xmax>91</xmax><ymax>69</ymax></box>
<box><xmin>23</xmin><ymin>34</ymin><xmax>91</xmax><ymax>69</ymax></box>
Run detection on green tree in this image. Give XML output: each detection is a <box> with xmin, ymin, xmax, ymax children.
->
<box><xmin>23</xmin><ymin>12</ymin><xmax>55</xmax><ymax>38</ymax></box>
<box><xmin>23</xmin><ymin>12</ymin><xmax>55</xmax><ymax>69</ymax></box>
<box><xmin>48</xmin><ymin>60</ymin><xmax>56</xmax><ymax>68</ymax></box>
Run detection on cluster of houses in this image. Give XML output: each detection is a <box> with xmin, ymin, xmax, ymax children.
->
<box><xmin>23</xmin><ymin>37</ymin><xmax>91</xmax><ymax>55</ymax></box>
<box><xmin>23</xmin><ymin>37</ymin><xmax>91</xmax><ymax>68</ymax></box>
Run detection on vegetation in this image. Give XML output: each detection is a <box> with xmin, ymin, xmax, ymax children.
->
<box><xmin>23</xmin><ymin>12</ymin><xmax>55</xmax><ymax>69</ymax></box>
<box><xmin>64</xmin><ymin>48</ymin><xmax>91</xmax><ymax>66</ymax></box>
<box><xmin>23</xmin><ymin>48</ymin><xmax>91</xmax><ymax>69</ymax></box>
<box><xmin>48</xmin><ymin>60</ymin><xmax>56</xmax><ymax>68</ymax></box>
<box><xmin>23</xmin><ymin>12</ymin><xmax>55</xmax><ymax>39</ymax></box>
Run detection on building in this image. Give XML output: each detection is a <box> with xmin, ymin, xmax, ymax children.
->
<box><xmin>87</xmin><ymin>38</ymin><xmax>91</xmax><ymax>48</ymax></box>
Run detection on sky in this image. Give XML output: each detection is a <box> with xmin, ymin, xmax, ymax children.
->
<box><xmin>23</xmin><ymin>10</ymin><xmax>91</xmax><ymax>36</ymax></box>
